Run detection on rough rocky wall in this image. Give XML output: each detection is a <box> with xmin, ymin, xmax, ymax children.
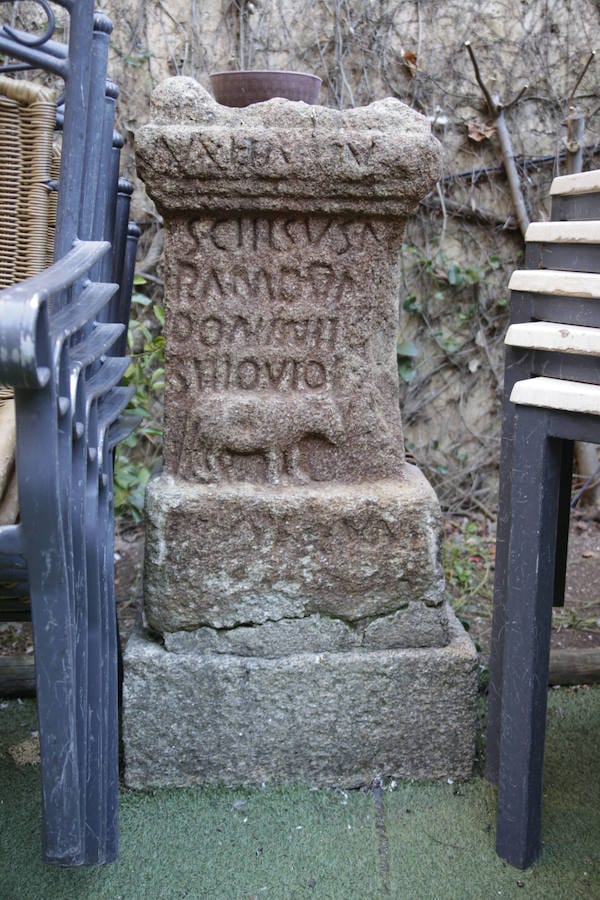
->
<box><xmin>105</xmin><ymin>1</ymin><xmax>600</xmax><ymax>164</ymax></box>
<box><xmin>101</xmin><ymin>0</ymin><xmax>600</xmax><ymax>510</ymax></box>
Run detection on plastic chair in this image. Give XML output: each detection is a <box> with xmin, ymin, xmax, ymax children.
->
<box><xmin>486</xmin><ymin>169</ymin><xmax>600</xmax><ymax>868</ymax></box>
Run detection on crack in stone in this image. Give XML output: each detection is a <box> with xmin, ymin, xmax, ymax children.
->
<box><xmin>164</xmin><ymin>605</ymin><xmax>415</xmax><ymax>636</ymax></box>
<box><xmin>371</xmin><ymin>777</ymin><xmax>391</xmax><ymax>895</ymax></box>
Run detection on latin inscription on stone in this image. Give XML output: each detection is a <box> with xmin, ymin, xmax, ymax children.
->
<box><xmin>163</xmin><ymin>211</ymin><xmax>406</xmax><ymax>484</ymax></box>
<box><xmin>157</xmin><ymin>130</ymin><xmax>395</xmax><ymax>183</ymax></box>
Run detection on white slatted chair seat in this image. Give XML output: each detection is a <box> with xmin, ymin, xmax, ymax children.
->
<box><xmin>525</xmin><ymin>220</ymin><xmax>600</xmax><ymax>244</ymax></box>
<box><xmin>510</xmin><ymin>376</ymin><xmax>600</xmax><ymax>415</ymax></box>
<box><xmin>505</xmin><ymin>321</ymin><xmax>600</xmax><ymax>355</ymax></box>
<box><xmin>550</xmin><ymin>170</ymin><xmax>600</xmax><ymax>197</ymax></box>
<box><xmin>549</xmin><ymin>170</ymin><xmax>600</xmax><ymax>226</ymax></box>
<box><xmin>508</xmin><ymin>269</ymin><xmax>600</xmax><ymax>298</ymax></box>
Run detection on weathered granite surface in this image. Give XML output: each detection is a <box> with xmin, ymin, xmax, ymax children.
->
<box><xmin>144</xmin><ymin>465</ymin><xmax>444</xmax><ymax>632</ymax></box>
<box><xmin>135</xmin><ymin>80</ymin><xmax>441</xmax><ymax>485</ymax></box>
<box><xmin>162</xmin><ymin>603</ymin><xmax>449</xmax><ymax>657</ymax></box>
<box><xmin>135</xmin><ymin>76</ymin><xmax>441</xmax><ymax>217</ymax></box>
<box><xmin>124</xmin><ymin>608</ymin><xmax>478</xmax><ymax>789</ymax></box>
<box><xmin>161</xmin><ymin>209</ymin><xmax>406</xmax><ymax>484</ymax></box>
<box><xmin>124</xmin><ymin>79</ymin><xmax>476</xmax><ymax>787</ymax></box>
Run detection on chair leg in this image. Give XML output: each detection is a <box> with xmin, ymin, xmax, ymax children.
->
<box><xmin>496</xmin><ymin>406</ymin><xmax>562</xmax><ymax>868</ymax></box>
<box><xmin>16</xmin><ymin>388</ymin><xmax>86</xmax><ymax>865</ymax></box>
<box><xmin>486</xmin><ymin>394</ymin><xmax>517</xmax><ymax>784</ymax></box>
<box><xmin>83</xmin><ymin>403</ymin><xmax>120</xmax><ymax>865</ymax></box>
<box><xmin>71</xmin><ymin>423</ymin><xmax>90</xmax><ymax>856</ymax></box>
<box><xmin>553</xmin><ymin>440</ymin><xmax>573</xmax><ymax>607</ymax></box>
<box><xmin>84</xmin><ymin>458</ymin><xmax>105</xmax><ymax>865</ymax></box>
<box><xmin>486</xmin><ymin>346</ymin><xmax>533</xmax><ymax>784</ymax></box>
<box><xmin>103</xmin><ymin>461</ymin><xmax>120</xmax><ymax>863</ymax></box>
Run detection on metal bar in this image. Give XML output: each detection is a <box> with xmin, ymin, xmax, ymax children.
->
<box><xmin>15</xmin><ymin>377</ymin><xmax>85</xmax><ymax>864</ymax></box>
<box><xmin>0</xmin><ymin>523</ymin><xmax>24</xmax><ymax>555</ymax></box>
<box><xmin>101</xmin><ymin>439</ymin><xmax>119</xmax><ymax>862</ymax></box>
<box><xmin>0</xmin><ymin>0</ymin><xmax>135</xmax><ymax>866</ymax></box>
<box><xmin>94</xmin><ymin>87</ymin><xmax>120</xmax><ymax>247</ymax></box>
<box><xmin>0</xmin><ymin>241</ymin><xmax>110</xmax><ymax>306</ymax></box>
<box><xmin>51</xmin><ymin>282</ymin><xmax>116</xmax><ymax>340</ymax></box>
<box><xmin>0</xmin><ymin>243</ymin><xmax>110</xmax><ymax>389</ymax></box>
<box><xmin>0</xmin><ymin>34</ymin><xmax>67</xmax><ymax>76</ymax></box>
<box><xmin>70</xmin><ymin>324</ymin><xmax>124</xmax><ymax>372</ymax></box>
<box><xmin>79</xmin><ymin>14</ymin><xmax>112</xmax><ymax>244</ymax></box>
<box><xmin>54</xmin><ymin>1</ymin><xmax>96</xmax><ymax>260</ymax></box>
<box><xmin>83</xmin><ymin>396</ymin><xmax>104</xmax><ymax>863</ymax></box>
<box><xmin>115</xmin><ymin>223</ymin><xmax>141</xmax><ymax>356</ymax></box>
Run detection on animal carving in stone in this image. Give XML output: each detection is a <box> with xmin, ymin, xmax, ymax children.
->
<box><xmin>182</xmin><ymin>392</ymin><xmax>346</xmax><ymax>484</ymax></box>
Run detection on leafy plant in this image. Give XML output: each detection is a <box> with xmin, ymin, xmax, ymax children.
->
<box><xmin>114</xmin><ymin>286</ymin><xmax>165</xmax><ymax>524</ymax></box>
<box><xmin>126</xmin><ymin>48</ymin><xmax>152</xmax><ymax>68</ymax></box>
<box><xmin>398</xmin><ymin>243</ymin><xmax>511</xmax><ymax>514</ymax></box>
<box><xmin>396</xmin><ymin>338</ymin><xmax>420</xmax><ymax>383</ymax></box>
<box><xmin>402</xmin><ymin>249</ymin><xmax>492</xmax><ymax>364</ymax></box>
<box><xmin>443</xmin><ymin>518</ymin><xmax>494</xmax><ymax>644</ymax></box>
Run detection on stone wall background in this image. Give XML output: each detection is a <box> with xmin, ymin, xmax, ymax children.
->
<box><xmin>18</xmin><ymin>0</ymin><xmax>600</xmax><ymax>512</ymax></box>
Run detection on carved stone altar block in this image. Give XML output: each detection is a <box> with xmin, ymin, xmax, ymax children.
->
<box><xmin>162</xmin><ymin>212</ymin><xmax>405</xmax><ymax>486</ymax></box>
<box><xmin>123</xmin><ymin>78</ymin><xmax>478</xmax><ymax>787</ymax></box>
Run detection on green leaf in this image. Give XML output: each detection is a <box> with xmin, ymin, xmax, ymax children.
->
<box><xmin>402</xmin><ymin>294</ymin><xmax>421</xmax><ymax>313</ymax></box>
<box><xmin>398</xmin><ymin>361</ymin><xmax>417</xmax><ymax>383</ymax></box>
<box><xmin>396</xmin><ymin>339</ymin><xmax>420</xmax><ymax>359</ymax></box>
<box><xmin>132</xmin><ymin>292</ymin><xmax>152</xmax><ymax>306</ymax></box>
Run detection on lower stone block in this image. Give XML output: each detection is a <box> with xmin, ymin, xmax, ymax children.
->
<box><xmin>123</xmin><ymin>605</ymin><xmax>478</xmax><ymax>789</ymax></box>
<box><xmin>144</xmin><ymin>465</ymin><xmax>445</xmax><ymax>632</ymax></box>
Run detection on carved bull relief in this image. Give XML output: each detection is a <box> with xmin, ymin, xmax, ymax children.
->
<box><xmin>179</xmin><ymin>392</ymin><xmax>346</xmax><ymax>485</ymax></box>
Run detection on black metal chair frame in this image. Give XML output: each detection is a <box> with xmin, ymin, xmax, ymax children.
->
<box><xmin>486</xmin><ymin>173</ymin><xmax>600</xmax><ymax>868</ymax></box>
<box><xmin>0</xmin><ymin>0</ymin><xmax>138</xmax><ymax>866</ymax></box>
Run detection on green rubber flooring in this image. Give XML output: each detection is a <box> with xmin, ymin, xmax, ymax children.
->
<box><xmin>0</xmin><ymin>687</ymin><xmax>598</xmax><ymax>899</ymax></box>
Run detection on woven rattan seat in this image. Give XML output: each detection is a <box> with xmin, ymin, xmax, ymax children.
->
<box><xmin>0</xmin><ymin>76</ymin><xmax>60</xmax><ymax>525</ymax></box>
<box><xmin>0</xmin><ymin>76</ymin><xmax>57</xmax><ymax>287</ymax></box>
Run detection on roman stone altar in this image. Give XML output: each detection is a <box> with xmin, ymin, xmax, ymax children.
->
<box><xmin>123</xmin><ymin>77</ymin><xmax>477</xmax><ymax>788</ymax></box>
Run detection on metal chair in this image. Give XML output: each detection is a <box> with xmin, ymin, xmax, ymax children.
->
<box><xmin>486</xmin><ymin>169</ymin><xmax>600</xmax><ymax>868</ymax></box>
<box><xmin>0</xmin><ymin>1</ymin><xmax>138</xmax><ymax>866</ymax></box>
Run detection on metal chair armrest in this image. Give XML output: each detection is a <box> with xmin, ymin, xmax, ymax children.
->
<box><xmin>0</xmin><ymin>240</ymin><xmax>110</xmax><ymax>388</ymax></box>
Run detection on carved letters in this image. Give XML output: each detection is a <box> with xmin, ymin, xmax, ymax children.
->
<box><xmin>205</xmin><ymin>216</ymin><xmax>384</xmax><ymax>255</ymax></box>
<box><xmin>170</xmin><ymin>355</ymin><xmax>336</xmax><ymax>396</ymax></box>
<box><xmin>177</xmin><ymin>261</ymin><xmax>354</xmax><ymax>308</ymax></box>
<box><xmin>159</xmin><ymin>131</ymin><xmax>385</xmax><ymax>180</ymax></box>
<box><xmin>166</xmin><ymin>212</ymin><xmax>383</xmax><ymax>481</ymax></box>
<box><xmin>171</xmin><ymin>313</ymin><xmax>340</xmax><ymax>352</ymax></box>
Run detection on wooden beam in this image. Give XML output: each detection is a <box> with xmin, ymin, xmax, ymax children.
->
<box><xmin>0</xmin><ymin>655</ymin><xmax>35</xmax><ymax>697</ymax></box>
<box><xmin>549</xmin><ymin>648</ymin><xmax>600</xmax><ymax>685</ymax></box>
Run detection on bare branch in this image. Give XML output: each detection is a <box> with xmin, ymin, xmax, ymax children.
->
<box><xmin>568</xmin><ymin>50</ymin><xmax>596</xmax><ymax>104</ymax></box>
<box><xmin>504</xmin><ymin>83</ymin><xmax>529</xmax><ymax>112</ymax></box>
<box><xmin>493</xmin><ymin>105</ymin><xmax>531</xmax><ymax>237</ymax></box>
<box><xmin>565</xmin><ymin>107</ymin><xmax>586</xmax><ymax>174</ymax></box>
<box><xmin>421</xmin><ymin>195</ymin><xmax>518</xmax><ymax>230</ymax></box>
<box><xmin>464</xmin><ymin>42</ymin><xmax>530</xmax><ymax>237</ymax></box>
<box><xmin>464</xmin><ymin>40</ymin><xmax>497</xmax><ymax>117</ymax></box>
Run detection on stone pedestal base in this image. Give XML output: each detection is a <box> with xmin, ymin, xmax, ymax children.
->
<box><xmin>144</xmin><ymin>465</ymin><xmax>446</xmax><ymax>633</ymax></box>
<box><xmin>123</xmin><ymin>607</ymin><xmax>477</xmax><ymax>789</ymax></box>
